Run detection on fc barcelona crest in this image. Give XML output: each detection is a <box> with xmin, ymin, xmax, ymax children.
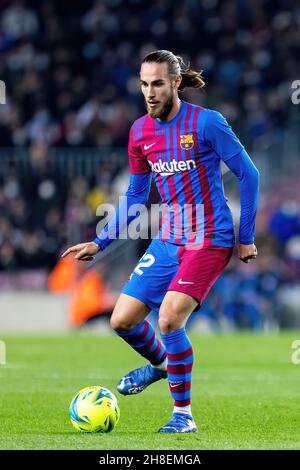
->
<box><xmin>180</xmin><ymin>134</ymin><xmax>194</xmax><ymax>150</ymax></box>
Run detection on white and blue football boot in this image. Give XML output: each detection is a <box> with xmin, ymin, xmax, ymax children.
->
<box><xmin>158</xmin><ymin>413</ymin><xmax>198</xmax><ymax>433</ymax></box>
<box><xmin>117</xmin><ymin>364</ymin><xmax>167</xmax><ymax>395</ymax></box>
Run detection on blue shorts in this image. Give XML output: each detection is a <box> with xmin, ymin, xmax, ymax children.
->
<box><xmin>122</xmin><ymin>239</ymin><xmax>180</xmax><ymax>313</ymax></box>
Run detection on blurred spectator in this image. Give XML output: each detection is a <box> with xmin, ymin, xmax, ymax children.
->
<box><xmin>0</xmin><ymin>0</ymin><xmax>299</xmax><ymax>150</ymax></box>
<box><xmin>269</xmin><ymin>200</ymin><xmax>300</xmax><ymax>249</ymax></box>
<box><xmin>1</xmin><ymin>0</ymin><xmax>39</xmax><ymax>40</ymax></box>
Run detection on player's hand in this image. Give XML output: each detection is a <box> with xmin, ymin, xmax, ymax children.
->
<box><xmin>61</xmin><ymin>242</ymin><xmax>101</xmax><ymax>261</ymax></box>
<box><xmin>238</xmin><ymin>243</ymin><xmax>258</xmax><ymax>264</ymax></box>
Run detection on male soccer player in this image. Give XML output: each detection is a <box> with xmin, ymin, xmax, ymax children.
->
<box><xmin>62</xmin><ymin>50</ymin><xmax>259</xmax><ymax>433</ymax></box>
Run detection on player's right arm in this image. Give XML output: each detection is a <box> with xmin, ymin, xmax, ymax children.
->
<box><xmin>92</xmin><ymin>171</ymin><xmax>152</xmax><ymax>251</ymax></box>
<box><xmin>62</xmin><ymin>124</ymin><xmax>152</xmax><ymax>261</ymax></box>
<box><xmin>61</xmin><ymin>241</ymin><xmax>100</xmax><ymax>261</ymax></box>
<box><xmin>92</xmin><ymin>123</ymin><xmax>151</xmax><ymax>251</ymax></box>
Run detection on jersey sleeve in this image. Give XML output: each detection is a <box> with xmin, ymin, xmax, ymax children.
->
<box><xmin>128</xmin><ymin>125</ymin><xmax>151</xmax><ymax>174</ymax></box>
<box><xmin>92</xmin><ymin>172</ymin><xmax>152</xmax><ymax>250</ymax></box>
<box><xmin>204</xmin><ymin>110</ymin><xmax>244</xmax><ymax>162</ymax></box>
<box><xmin>225</xmin><ymin>149</ymin><xmax>260</xmax><ymax>245</ymax></box>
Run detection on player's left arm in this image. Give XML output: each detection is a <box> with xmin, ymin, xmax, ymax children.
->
<box><xmin>204</xmin><ymin>110</ymin><xmax>260</xmax><ymax>263</ymax></box>
<box><xmin>225</xmin><ymin>150</ymin><xmax>259</xmax><ymax>263</ymax></box>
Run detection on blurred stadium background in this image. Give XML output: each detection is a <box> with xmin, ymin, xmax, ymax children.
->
<box><xmin>0</xmin><ymin>0</ymin><xmax>300</xmax><ymax>333</ymax></box>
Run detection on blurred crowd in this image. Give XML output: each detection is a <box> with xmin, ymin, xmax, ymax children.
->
<box><xmin>0</xmin><ymin>0</ymin><xmax>300</xmax><ymax>329</ymax></box>
<box><xmin>0</xmin><ymin>0</ymin><xmax>299</xmax><ymax>149</ymax></box>
<box><xmin>0</xmin><ymin>160</ymin><xmax>121</xmax><ymax>270</ymax></box>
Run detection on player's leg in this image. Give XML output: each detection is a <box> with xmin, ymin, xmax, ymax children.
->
<box><xmin>158</xmin><ymin>291</ymin><xmax>198</xmax><ymax>433</ymax></box>
<box><xmin>110</xmin><ymin>293</ymin><xmax>167</xmax><ymax>370</ymax></box>
<box><xmin>113</xmin><ymin>239</ymin><xmax>180</xmax><ymax>395</ymax></box>
<box><xmin>158</xmin><ymin>244</ymin><xmax>233</xmax><ymax>433</ymax></box>
<box><xmin>110</xmin><ymin>293</ymin><xmax>168</xmax><ymax>395</ymax></box>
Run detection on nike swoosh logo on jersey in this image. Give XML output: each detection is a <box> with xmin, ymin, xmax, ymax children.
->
<box><xmin>144</xmin><ymin>142</ymin><xmax>156</xmax><ymax>151</ymax></box>
<box><xmin>178</xmin><ymin>278</ymin><xmax>194</xmax><ymax>285</ymax></box>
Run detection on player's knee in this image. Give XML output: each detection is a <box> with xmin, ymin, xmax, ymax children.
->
<box><xmin>110</xmin><ymin>315</ymin><xmax>136</xmax><ymax>332</ymax></box>
<box><xmin>158</xmin><ymin>301</ymin><xmax>178</xmax><ymax>331</ymax></box>
<box><xmin>158</xmin><ymin>316</ymin><xmax>177</xmax><ymax>334</ymax></box>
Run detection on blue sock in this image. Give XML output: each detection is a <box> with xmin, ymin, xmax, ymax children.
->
<box><xmin>114</xmin><ymin>320</ymin><xmax>167</xmax><ymax>366</ymax></box>
<box><xmin>161</xmin><ymin>327</ymin><xmax>194</xmax><ymax>408</ymax></box>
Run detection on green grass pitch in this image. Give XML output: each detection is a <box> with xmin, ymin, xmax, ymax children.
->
<box><xmin>0</xmin><ymin>331</ymin><xmax>300</xmax><ymax>450</ymax></box>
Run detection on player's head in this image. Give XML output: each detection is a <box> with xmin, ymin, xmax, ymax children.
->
<box><xmin>140</xmin><ymin>50</ymin><xmax>205</xmax><ymax>120</ymax></box>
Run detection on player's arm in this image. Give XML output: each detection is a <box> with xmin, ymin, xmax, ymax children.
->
<box><xmin>225</xmin><ymin>149</ymin><xmax>259</xmax><ymax>262</ymax></box>
<box><xmin>61</xmin><ymin>172</ymin><xmax>152</xmax><ymax>261</ymax></box>
<box><xmin>92</xmin><ymin>172</ymin><xmax>152</xmax><ymax>250</ymax></box>
<box><xmin>204</xmin><ymin>110</ymin><xmax>260</xmax><ymax>263</ymax></box>
<box><xmin>92</xmin><ymin>122</ymin><xmax>152</xmax><ymax>253</ymax></box>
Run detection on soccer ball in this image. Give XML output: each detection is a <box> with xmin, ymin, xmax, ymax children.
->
<box><xmin>69</xmin><ymin>386</ymin><xmax>120</xmax><ymax>433</ymax></box>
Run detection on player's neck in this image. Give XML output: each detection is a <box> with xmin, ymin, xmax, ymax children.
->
<box><xmin>158</xmin><ymin>98</ymin><xmax>182</xmax><ymax>122</ymax></box>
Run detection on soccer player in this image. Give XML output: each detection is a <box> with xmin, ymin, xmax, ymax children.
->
<box><xmin>62</xmin><ymin>50</ymin><xmax>259</xmax><ymax>433</ymax></box>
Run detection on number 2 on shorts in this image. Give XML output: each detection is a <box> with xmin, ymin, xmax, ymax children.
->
<box><xmin>134</xmin><ymin>254</ymin><xmax>155</xmax><ymax>275</ymax></box>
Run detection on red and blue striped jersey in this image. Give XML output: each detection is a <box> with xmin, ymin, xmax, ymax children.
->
<box><xmin>128</xmin><ymin>100</ymin><xmax>245</xmax><ymax>248</ymax></box>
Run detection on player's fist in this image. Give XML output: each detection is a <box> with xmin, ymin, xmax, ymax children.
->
<box><xmin>238</xmin><ymin>243</ymin><xmax>258</xmax><ymax>263</ymax></box>
<box><xmin>61</xmin><ymin>242</ymin><xmax>101</xmax><ymax>261</ymax></box>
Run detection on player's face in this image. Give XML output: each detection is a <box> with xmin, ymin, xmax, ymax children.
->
<box><xmin>140</xmin><ymin>62</ymin><xmax>179</xmax><ymax>120</ymax></box>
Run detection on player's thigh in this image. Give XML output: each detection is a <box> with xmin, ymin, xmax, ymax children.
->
<box><xmin>110</xmin><ymin>293</ymin><xmax>150</xmax><ymax>331</ymax></box>
<box><xmin>158</xmin><ymin>290</ymin><xmax>198</xmax><ymax>333</ymax></box>
<box><xmin>166</xmin><ymin>244</ymin><xmax>233</xmax><ymax>317</ymax></box>
<box><xmin>122</xmin><ymin>239</ymin><xmax>180</xmax><ymax>313</ymax></box>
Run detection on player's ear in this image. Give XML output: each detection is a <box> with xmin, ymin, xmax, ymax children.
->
<box><xmin>174</xmin><ymin>74</ymin><xmax>182</xmax><ymax>90</ymax></box>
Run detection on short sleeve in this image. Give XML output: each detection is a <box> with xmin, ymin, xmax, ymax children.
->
<box><xmin>204</xmin><ymin>110</ymin><xmax>244</xmax><ymax>162</ymax></box>
<box><xmin>128</xmin><ymin>126</ymin><xmax>151</xmax><ymax>174</ymax></box>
